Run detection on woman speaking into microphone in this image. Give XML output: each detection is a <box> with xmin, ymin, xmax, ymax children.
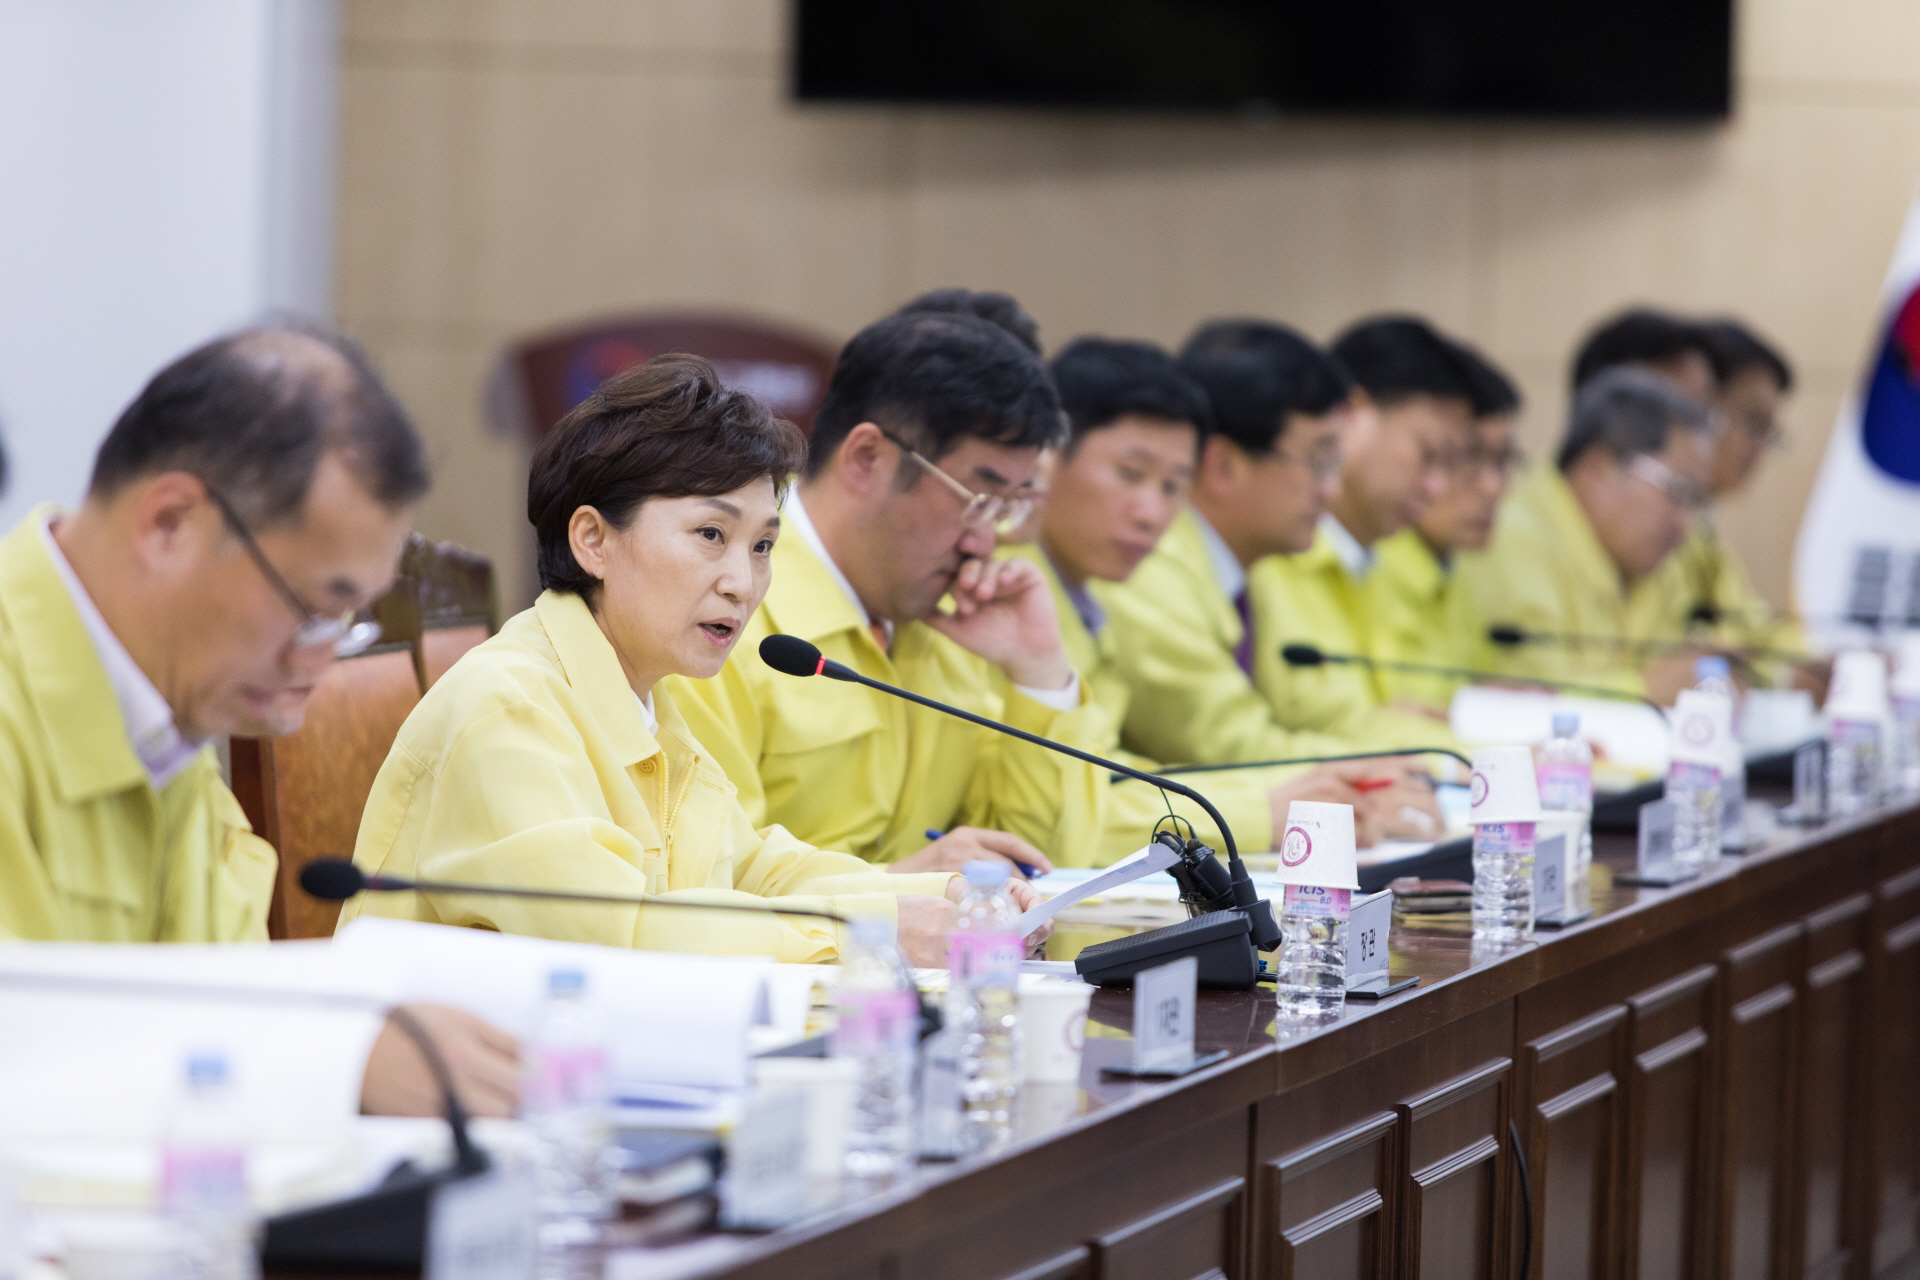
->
<box><xmin>339</xmin><ymin>355</ymin><xmax>1041</xmax><ymax>965</ymax></box>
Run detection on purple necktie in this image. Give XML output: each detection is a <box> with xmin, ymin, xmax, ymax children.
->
<box><xmin>1233</xmin><ymin>588</ymin><xmax>1255</xmax><ymax>677</ymax></box>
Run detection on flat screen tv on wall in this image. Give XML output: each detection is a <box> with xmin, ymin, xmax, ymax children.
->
<box><xmin>793</xmin><ymin>0</ymin><xmax>1732</xmax><ymax>119</ymax></box>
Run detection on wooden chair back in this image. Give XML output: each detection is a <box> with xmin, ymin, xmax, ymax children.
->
<box><xmin>403</xmin><ymin>533</ymin><xmax>498</xmax><ymax>687</ymax></box>
<box><xmin>231</xmin><ymin>582</ymin><xmax>424</xmax><ymax>941</ymax></box>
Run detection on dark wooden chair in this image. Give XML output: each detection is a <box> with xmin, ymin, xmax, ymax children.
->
<box><xmin>231</xmin><ymin>578</ymin><xmax>422</xmax><ymax>941</ymax></box>
<box><xmin>403</xmin><ymin>533</ymin><xmax>498</xmax><ymax>687</ymax></box>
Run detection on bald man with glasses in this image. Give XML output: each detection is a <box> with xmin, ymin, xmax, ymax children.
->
<box><xmin>668</xmin><ymin>309</ymin><xmax>1108</xmax><ymax>875</ymax></box>
<box><xmin>1458</xmin><ymin>365</ymin><xmax>1719</xmax><ymax>705</ymax></box>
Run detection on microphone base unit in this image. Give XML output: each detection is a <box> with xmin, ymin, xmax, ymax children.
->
<box><xmin>260</xmin><ymin>1151</ymin><xmax>490</xmax><ymax>1272</ymax></box>
<box><xmin>1073</xmin><ymin>911</ymin><xmax>1262</xmax><ymax>990</ymax></box>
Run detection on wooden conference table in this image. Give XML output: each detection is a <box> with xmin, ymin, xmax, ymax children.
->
<box><xmin>611</xmin><ymin>787</ymin><xmax>1920</xmax><ymax>1280</ymax></box>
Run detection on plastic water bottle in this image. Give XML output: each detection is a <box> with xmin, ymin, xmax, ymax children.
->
<box><xmin>1274</xmin><ymin>885</ymin><xmax>1350</xmax><ymax>1026</ymax></box>
<box><xmin>522</xmin><ymin>969</ymin><xmax>615</xmax><ymax>1259</ymax></box>
<box><xmin>946</xmin><ymin>862</ymin><xmax>1023</xmax><ymax>1153</ymax></box>
<box><xmin>1829</xmin><ymin>716</ymin><xmax>1884</xmax><ymax>816</ymax></box>
<box><xmin>1471</xmin><ymin>821</ymin><xmax>1537</xmax><ymax>941</ymax></box>
<box><xmin>1895</xmin><ymin>693</ymin><xmax>1920</xmax><ymax>797</ymax></box>
<box><xmin>832</xmin><ymin>917</ymin><xmax>920</xmax><ymax>1179</ymax></box>
<box><xmin>1695</xmin><ymin>657</ymin><xmax>1747</xmax><ymax>850</ymax></box>
<box><xmin>158</xmin><ymin>1051</ymin><xmax>258</xmax><ymax>1280</ymax></box>
<box><xmin>1537</xmin><ymin>713</ymin><xmax>1594</xmax><ymax>915</ymax></box>
<box><xmin>1667</xmin><ymin>757</ymin><xmax>1722</xmax><ymax>872</ymax></box>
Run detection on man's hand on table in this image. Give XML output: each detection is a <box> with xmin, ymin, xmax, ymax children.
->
<box><xmin>361</xmin><ymin>1003</ymin><xmax>519</xmax><ymax>1119</ymax></box>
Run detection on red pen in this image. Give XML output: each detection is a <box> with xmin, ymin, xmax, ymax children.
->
<box><xmin>1353</xmin><ymin>777</ymin><xmax>1398</xmax><ymax>793</ymax></box>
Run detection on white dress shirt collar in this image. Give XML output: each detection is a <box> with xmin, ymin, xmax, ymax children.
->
<box><xmin>39</xmin><ymin>517</ymin><xmax>202</xmax><ymax>788</ymax></box>
<box><xmin>783</xmin><ymin>489</ymin><xmax>891</xmax><ymax>645</ymax></box>
<box><xmin>1190</xmin><ymin>507</ymin><xmax>1248</xmax><ymax>601</ymax></box>
<box><xmin>1320</xmin><ymin>513</ymin><xmax>1375</xmax><ymax>580</ymax></box>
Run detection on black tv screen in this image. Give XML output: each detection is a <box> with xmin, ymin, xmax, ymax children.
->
<box><xmin>794</xmin><ymin>0</ymin><xmax>1732</xmax><ymax>119</ymax></box>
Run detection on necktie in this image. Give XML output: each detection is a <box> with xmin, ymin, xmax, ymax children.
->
<box><xmin>1233</xmin><ymin>588</ymin><xmax>1255</xmax><ymax>677</ymax></box>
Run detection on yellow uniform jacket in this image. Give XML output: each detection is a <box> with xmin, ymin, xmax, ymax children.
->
<box><xmin>666</xmin><ymin>534</ymin><xmax>1108</xmax><ymax>868</ymax></box>
<box><xmin>342</xmin><ymin>590</ymin><xmax>951</xmax><ymax>961</ymax></box>
<box><xmin>1099</xmin><ymin>508</ymin><xmax>1358</xmax><ymax>767</ymax></box>
<box><xmin>1005</xmin><ymin>544</ymin><xmax>1284</xmax><ymax>861</ymax></box>
<box><xmin>1455</xmin><ymin>467</ymin><xmax>1667</xmax><ymax>697</ymax></box>
<box><xmin>1249</xmin><ymin>528</ymin><xmax>1460</xmax><ymax>752</ymax></box>
<box><xmin>1367</xmin><ymin>528</ymin><xmax>1501</xmax><ymax>710</ymax></box>
<box><xmin>1642</xmin><ymin>517</ymin><xmax>1808</xmax><ymax>671</ymax></box>
<box><xmin>0</xmin><ymin>510</ymin><xmax>275</xmax><ymax>942</ymax></box>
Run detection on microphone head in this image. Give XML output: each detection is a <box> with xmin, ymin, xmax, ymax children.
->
<box><xmin>1688</xmin><ymin>602</ymin><xmax>1721</xmax><ymax>626</ymax></box>
<box><xmin>299</xmin><ymin>858</ymin><xmax>368</xmax><ymax>902</ymax></box>
<box><xmin>760</xmin><ymin>633</ymin><xmax>824</xmax><ymax>678</ymax></box>
<box><xmin>1487</xmin><ymin>624</ymin><xmax>1526</xmax><ymax>647</ymax></box>
<box><xmin>1281</xmin><ymin>643</ymin><xmax>1326</xmax><ymax>667</ymax></box>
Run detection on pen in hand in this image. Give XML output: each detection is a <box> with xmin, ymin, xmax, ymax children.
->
<box><xmin>925</xmin><ymin>828</ymin><xmax>1043</xmax><ymax>879</ymax></box>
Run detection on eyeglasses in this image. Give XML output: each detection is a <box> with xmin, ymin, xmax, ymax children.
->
<box><xmin>1462</xmin><ymin>445</ymin><xmax>1525</xmax><ymax>478</ymax></box>
<box><xmin>1270</xmin><ymin>444</ymin><xmax>1343</xmax><ymax>482</ymax></box>
<box><xmin>205</xmin><ymin>487</ymin><xmax>383</xmax><ymax>657</ymax></box>
<box><xmin>879</xmin><ymin>431</ymin><xmax>1036</xmax><ymax>534</ymax></box>
<box><xmin>1627</xmin><ymin>453</ymin><xmax>1712</xmax><ymax>513</ymax></box>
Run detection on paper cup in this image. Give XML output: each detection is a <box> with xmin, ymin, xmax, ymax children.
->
<box><xmin>1829</xmin><ymin>649</ymin><xmax>1891</xmax><ymax>723</ymax></box>
<box><xmin>1669</xmin><ymin>688</ymin><xmax>1733</xmax><ymax>768</ymax></box>
<box><xmin>1469</xmin><ymin>745</ymin><xmax>1542</xmax><ymax>825</ymax></box>
<box><xmin>752</xmin><ymin>1056</ymin><xmax>860</xmax><ymax>1179</ymax></box>
<box><xmin>1893</xmin><ymin>636</ymin><xmax>1920</xmax><ymax>700</ymax></box>
<box><xmin>1019</xmin><ymin>978</ymin><xmax>1093</xmax><ymax>1083</ymax></box>
<box><xmin>1277</xmin><ymin>799</ymin><xmax>1359</xmax><ymax>889</ymax></box>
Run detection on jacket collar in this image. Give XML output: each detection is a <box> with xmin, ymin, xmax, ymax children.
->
<box><xmin>764</xmin><ymin>532</ymin><xmax>876</xmax><ymax>647</ymax></box>
<box><xmin>1377</xmin><ymin>529</ymin><xmax>1448</xmax><ymax>602</ymax></box>
<box><xmin>0</xmin><ymin>508</ymin><xmax>149</xmax><ymax>802</ymax></box>
<box><xmin>1530</xmin><ymin>468</ymin><xmax>1626</xmax><ymax>597</ymax></box>
<box><xmin>534</xmin><ymin>590</ymin><xmax>663</xmax><ymax>768</ymax></box>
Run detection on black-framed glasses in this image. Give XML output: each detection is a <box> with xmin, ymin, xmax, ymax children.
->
<box><xmin>877</xmin><ymin>430</ymin><xmax>1037</xmax><ymax>534</ymax></box>
<box><xmin>206</xmin><ymin>487</ymin><xmax>382</xmax><ymax>657</ymax></box>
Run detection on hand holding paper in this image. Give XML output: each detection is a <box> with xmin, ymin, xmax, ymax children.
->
<box><xmin>1014</xmin><ymin>841</ymin><xmax>1184</xmax><ymax>935</ymax></box>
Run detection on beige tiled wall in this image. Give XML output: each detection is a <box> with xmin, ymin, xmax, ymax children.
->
<box><xmin>338</xmin><ymin>0</ymin><xmax>1920</xmax><ymax>611</ymax></box>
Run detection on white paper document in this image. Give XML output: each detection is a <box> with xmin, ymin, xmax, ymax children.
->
<box><xmin>333</xmin><ymin>917</ymin><xmax>774</xmax><ymax>1093</ymax></box>
<box><xmin>1014</xmin><ymin>841</ymin><xmax>1183</xmax><ymax>935</ymax></box>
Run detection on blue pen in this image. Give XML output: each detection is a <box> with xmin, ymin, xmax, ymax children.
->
<box><xmin>924</xmin><ymin>828</ymin><xmax>1041</xmax><ymax>879</ymax></box>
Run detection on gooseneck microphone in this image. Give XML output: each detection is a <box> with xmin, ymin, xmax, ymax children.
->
<box><xmin>300</xmin><ymin>858</ymin><xmax>848</xmax><ymax>924</ymax></box>
<box><xmin>1283</xmin><ymin>641</ymin><xmax>1666</xmax><ymax>715</ymax></box>
<box><xmin>759</xmin><ymin>633</ymin><xmax>1280</xmax><ymax>987</ymax></box>
<box><xmin>1148</xmin><ymin>744</ymin><xmax>1472</xmax><ymax>776</ymax></box>
<box><xmin>1486</xmin><ymin>622</ymin><xmax>1804</xmax><ymax>665</ymax></box>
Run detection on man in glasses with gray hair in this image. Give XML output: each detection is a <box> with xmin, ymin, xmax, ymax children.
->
<box><xmin>670</xmin><ymin>307</ymin><xmax>1108</xmax><ymax>875</ymax></box>
<box><xmin>0</xmin><ymin>323</ymin><xmax>521</xmax><ymax>1118</ymax></box>
<box><xmin>1458</xmin><ymin>364</ymin><xmax>1718</xmax><ymax>705</ymax></box>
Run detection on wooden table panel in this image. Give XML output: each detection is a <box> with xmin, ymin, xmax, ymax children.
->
<box><xmin>1625</xmin><ymin>964</ymin><xmax>1718</xmax><ymax>1280</ymax></box>
<box><xmin>1799</xmin><ymin>894</ymin><xmax>1873</xmax><ymax>1280</ymax></box>
<box><xmin>1871</xmin><ymin>863</ymin><xmax>1920</xmax><ymax>1277</ymax></box>
<box><xmin>1519</xmin><ymin>1003</ymin><xmax>1626</xmax><ymax>1280</ymax></box>
<box><xmin>1720</xmin><ymin>921</ymin><xmax>1805</xmax><ymax>1280</ymax></box>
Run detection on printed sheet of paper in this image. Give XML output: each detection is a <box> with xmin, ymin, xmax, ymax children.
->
<box><xmin>1014</xmin><ymin>841</ymin><xmax>1183</xmax><ymax>935</ymax></box>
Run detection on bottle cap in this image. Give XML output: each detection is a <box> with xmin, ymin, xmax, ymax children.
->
<box><xmin>962</xmin><ymin>860</ymin><xmax>1011</xmax><ymax>888</ymax></box>
<box><xmin>1551</xmin><ymin>712</ymin><xmax>1580</xmax><ymax>738</ymax></box>
<box><xmin>849</xmin><ymin>916</ymin><xmax>896</xmax><ymax>947</ymax></box>
<box><xmin>185</xmin><ymin>1051</ymin><xmax>228</xmax><ymax>1087</ymax></box>
<box><xmin>1670</xmin><ymin>688</ymin><xmax>1733</xmax><ymax>766</ymax></box>
<box><xmin>1828</xmin><ymin>649</ymin><xmax>1891</xmax><ymax>722</ymax></box>
<box><xmin>1469</xmin><ymin>744</ymin><xmax>1543</xmax><ymax>825</ymax></box>
<box><xmin>548</xmin><ymin>968</ymin><xmax>586</xmax><ymax>996</ymax></box>
<box><xmin>1695</xmin><ymin>655</ymin><xmax>1731</xmax><ymax>681</ymax></box>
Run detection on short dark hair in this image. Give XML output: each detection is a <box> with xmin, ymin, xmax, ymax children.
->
<box><xmin>528</xmin><ymin>353</ymin><xmax>806</xmax><ymax>597</ymax></box>
<box><xmin>806</xmin><ymin>310</ymin><xmax>1064</xmax><ymax>478</ymax></box>
<box><xmin>1330</xmin><ymin>316</ymin><xmax>1476</xmax><ymax>410</ymax></box>
<box><xmin>1049</xmin><ymin>337</ymin><xmax>1209</xmax><ymax>453</ymax></box>
<box><xmin>1556</xmin><ymin>365</ymin><xmax>1713</xmax><ymax>472</ymax></box>
<box><xmin>1450</xmin><ymin>340</ymin><xmax>1522</xmax><ymax>419</ymax></box>
<box><xmin>89</xmin><ymin>322</ymin><xmax>429</xmax><ymax>529</ymax></box>
<box><xmin>1570</xmin><ymin>309</ymin><xmax>1723</xmax><ymax>389</ymax></box>
<box><xmin>1701</xmin><ymin>318</ymin><xmax>1794</xmax><ymax>392</ymax></box>
<box><xmin>896</xmin><ymin>288</ymin><xmax>1042</xmax><ymax>355</ymax></box>
<box><xmin>1178</xmin><ymin>321</ymin><xmax>1352</xmax><ymax>455</ymax></box>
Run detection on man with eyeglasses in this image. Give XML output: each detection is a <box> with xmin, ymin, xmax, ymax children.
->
<box><xmin>0</xmin><ymin>324</ymin><xmax>522</xmax><ymax>1117</ymax></box>
<box><xmin>1459</xmin><ymin>365</ymin><xmax>1718</xmax><ymax>704</ymax></box>
<box><xmin>669</xmin><ymin>309</ymin><xmax>1105</xmax><ymax>874</ymax></box>
<box><xmin>1098</xmin><ymin>322</ymin><xmax>1442</xmax><ymax>834</ymax></box>
<box><xmin>1642</xmin><ymin>319</ymin><xmax>1820</xmax><ymax>688</ymax></box>
<box><xmin>1244</xmin><ymin>317</ymin><xmax>1476</xmax><ymax>749</ymax></box>
<box><xmin>1006</xmin><ymin>336</ymin><xmax>1423</xmax><ymax>861</ymax></box>
<box><xmin>1368</xmin><ymin>341</ymin><xmax>1525</xmax><ymax>711</ymax></box>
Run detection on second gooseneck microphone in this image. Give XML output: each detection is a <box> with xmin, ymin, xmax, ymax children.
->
<box><xmin>1281</xmin><ymin>641</ymin><xmax>1666</xmax><ymax>714</ymax></box>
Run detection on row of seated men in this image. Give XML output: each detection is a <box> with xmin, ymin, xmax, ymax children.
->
<box><xmin>0</xmin><ymin>295</ymin><xmax>1799</xmax><ymax>1118</ymax></box>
